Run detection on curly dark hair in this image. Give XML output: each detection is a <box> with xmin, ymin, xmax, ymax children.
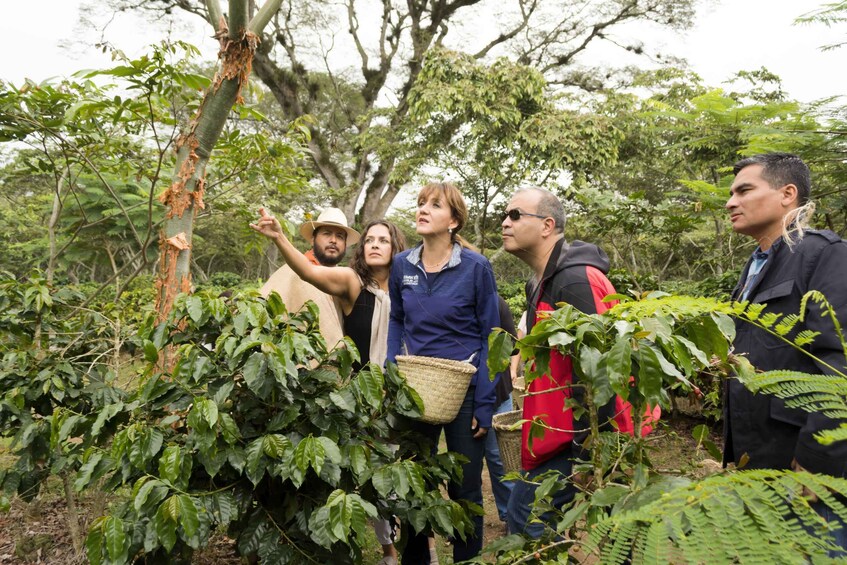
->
<box><xmin>349</xmin><ymin>220</ymin><xmax>407</xmax><ymax>289</ymax></box>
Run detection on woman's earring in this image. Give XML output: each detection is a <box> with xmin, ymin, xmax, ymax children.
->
<box><xmin>448</xmin><ymin>228</ymin><xmax>453</xmax><ymax>235</ymax></box>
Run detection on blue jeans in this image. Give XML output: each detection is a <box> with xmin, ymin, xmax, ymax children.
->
<box><xmin>811</xmin><ymin>498</ymin><xmax>847</xmax><ymax>557</ymax></box>
<box><xmin>401</xmin><ymin>386</ymin><xmax>485</xmax><ymax>564</ymax></box>
<box><xmin>506</xmin><ymin>449</ymin><xmax>575</xmax><ymax>539</ymax></box>
<box><xmin>485</xmin><ymin>397</ymin><xmax>515</xmax><ymax>522</ymax></box>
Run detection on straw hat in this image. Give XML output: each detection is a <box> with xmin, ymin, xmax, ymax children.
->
<box><xmin>298</xmin><ymin>207</ymin><xmax>360</xmax><ymax>245</ymax></box>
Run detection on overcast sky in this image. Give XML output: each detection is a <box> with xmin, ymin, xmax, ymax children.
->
<box><xmin>1</xmin><ymin>1</ymin><xmax>844</xmax><ymax>103</ymax></box>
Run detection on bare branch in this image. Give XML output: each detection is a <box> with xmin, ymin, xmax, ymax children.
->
<box><xmin>205</xmin><ymin>0</ymin><xmax>224</xmax><ymax>32</ymax></box>
<box><xmin>248</xmin><ymin>0</ymin><xmax>284</xmax><ymax>35</ymax></box>
<box><xmin>346</xmin><ymin>0</ymin><xmax>370</xmax><ymax>69</ymax></box>
<box><xmin>474</xmin><ymin>0</ymin><xmax>538</xmax><ymax>58</ymax></box>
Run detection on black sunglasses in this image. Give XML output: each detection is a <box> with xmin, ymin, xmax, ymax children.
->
<box><xmin>501</xmin><ymin>208</ymin><xmax>547</xmax><ymax>222</ymax></box>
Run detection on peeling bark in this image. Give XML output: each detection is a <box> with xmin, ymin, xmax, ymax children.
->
<box><xmin>155</xmin><ymin>0</ymin><xmax>283</xmax><ymax>321</ymax></box>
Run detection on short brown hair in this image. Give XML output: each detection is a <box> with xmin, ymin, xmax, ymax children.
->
<box><xmin>417</xmin><ymin>182</ymin><xmax>471</xmax><ymax>246</ymax></box>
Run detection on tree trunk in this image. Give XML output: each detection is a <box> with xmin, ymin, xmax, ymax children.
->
<box><xmin>46</xmin><ymin>169</ymin><xmax>68</xmax><ymax>286</ymax></box>
<box><xmin>60</xmin><ymin>469</ymin><xmax>84</xmax><ymax>555</ymax></box>
<box><xmin>264</xmin><ymin>241</ymin><xmax>279</xmax><ymax>279</ymax></box>
<box><xmin>712</xmin><ymin>214</ymin><xmax>724</xmax><ymax>277</ymax></box>
<box><xmin>191</xmin><ymin>255</ymin><xmax>208</xmax><ymax>282</ymax></box>
<box><xmin>155</xmin><ymin>0</ymin><xmax>283</xmax><ymax>320</ymax></box>
<box><xmin>709</xmin><ymin>166</ymin><xmax>724</xmax><ymax>277</ymax></box>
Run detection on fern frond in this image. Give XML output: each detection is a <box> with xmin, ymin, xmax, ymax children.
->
<box><xmin>759</xmin><ymin>312</ymin><xmax>783</xmax><ymax>329</ymax></box>
<box><xmin>742</xmin><ymin>302</ymin><xmax>766</xmax><ymax>321</ymax></box>
<box><xmin>801</xmin><ymin>290</ymin><xmax>847</xmax><ymax>361</ymax></box>
<box><xmin>816</xmin><ymin>423</ymin><xmax>847</xmax><ymax>446</ymax></box>
<box><xmin>793</xmin><ymin>329</ymin><xmax>820</xmax><ymax>347</ymax></box>
<box><xmin>588</xmin><ymin>470</ymin><xmax>847</xmax><ymax>564</ymax></box>
<box><xmin>610</xmin><ymin>295</ymin><xmax>734</xmax><ymax>321</ymax></box>
<box><xmin>740</xmin><ymin>370</ymin><xmax>847</xmax><ymax>420</ymax></box>
<box><xmin>774</xmin><ymin>314</ymin><xmax>801</xmax><ymax>336</ymax></box>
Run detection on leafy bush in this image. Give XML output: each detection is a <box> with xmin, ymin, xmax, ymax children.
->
<box><xmin>606</xmin><ymin>268</ymin><xmax>659</xmax><ymax>296</ymax></box>
<box><xmin>82</xmin><ymin>291</ymin><xmax>476</xmax><ymax>564</ymax></box>
<box><xmin>483</xmin><ymin>293</ymin><xmax>847</xmax><ymax>563</ymax></box>
<box><xmin>0</xmin><ymin>271</ymin><xmax>125</xmax><ymax>548</ymax></box>
<box><xmin>498</xmin><ymin>280</ymin><xmax>526</xmax><ymax>320</ymax></box>
<box><xmin>0</xmin><ymin>272</ymin><xmax>119</xmax><ymax>492</ymax></box>
<box><xmin>204</xmin><ymin>271</ymin><xmax>245</xmax><ymax>289</ymax></box>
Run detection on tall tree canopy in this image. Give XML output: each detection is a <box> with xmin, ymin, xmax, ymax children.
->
<box><xmin>110</xmin><ymin>0</ymin><xmax>698</xmax><ymax>224</ymax></box>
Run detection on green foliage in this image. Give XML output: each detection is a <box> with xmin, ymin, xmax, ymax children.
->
<box><xmin>587</xmin><ymin>470</ymin><xmax>847</xmax><ymax>564</ymax></box>
<box><xmin>0</xmin><ymin>40</ymin><xmax>311</xmax><ymax>285</ymax></box>
<box><xmin>742</xmin><ymin>370</ymin><xmax>847</xmax><ymax>421</ymax></box>
<box><xmin>405</xmin><ymin>48</ymin><xmax>623</xmax><ymax>248</ymax></box>
<box><xmin>731</xmin><ymin>289</ymin><xmax>847</xmax><ymax>446</ymax></box>
<box><xmin>487</xmin><ymin>293</ymin><xmax>741</xmax><ymax>552</ymax></box>
<box><xmin>58</xmin><ymin>176</ymin><xmax>162</xmax><ymax>277</ymax></box>
<box><xmin>408</xmin><ymin>49</ymin><xmax>622</xmax><ymax>185</ymax></box>
<box><xmin>570</xmin><ymin>186</ymin><xmax>703</xmax><ymax>290</ymax></box>
<box><xmin>81</xmin><ymin>291</ymin><xmax>476</xmax><ymax>563</ymax></box>
<box><xmin>508</xmin><ymin>294</ymin><xmax>739</xmax><ymax>409</ymax></box>
<box><xmin>0</xmin><ymin>42</ymin><xmax>200</xmax><ymax>282</ymax></box>
<box><xmin>486</xmin><ymin>291</ymin><xmax>847</xmax><ymax>563</ymax></box>
<box><xmin>128</xmin><ymin>0</ymin><xmax>699</xmax><ymax>228</ymax></box>
<box><xmin>498</xmin><ymin>280</ymin><xmax>527</xmax><ymax>320</ymax></box>
<box><xmin>0</xmin><ymin>159</ymin><xmax>54</xmax><ymax>274</ymax></box>
<box><xmin>0</xmin><ymin>272</ymin><xmax>123</xmax><ymax>503</ymax></box>
<box><xmin>573</xmin><ymin>65</ymin><xmax>847</xmax><ymax>291</ymax></box>
<box><xmin>797</xmin><ymin>2</ymin><xmax>847</xmax><ymax>51</ymax></box>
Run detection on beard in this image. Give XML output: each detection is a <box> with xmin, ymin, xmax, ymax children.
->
<box><xmin>314</xmin><ymin>244</ymin><xmax>345</xmax><ymax>266</ymax></box>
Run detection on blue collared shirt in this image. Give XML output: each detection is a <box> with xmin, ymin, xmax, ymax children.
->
<box><xmin>740</xmin><ymin>247</ymin><xmax>771</xmax><ymax>301</ymax></box>
<box><xmin>387</xmin><ymin>243</ymin><xmax>501</xmax><ymax>427</ymax></box>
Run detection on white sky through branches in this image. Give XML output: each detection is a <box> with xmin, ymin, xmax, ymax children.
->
<box><xmin>0</xmin><ymin>1</ymin><xmax>844</xmax><ymax>103</ymax></box>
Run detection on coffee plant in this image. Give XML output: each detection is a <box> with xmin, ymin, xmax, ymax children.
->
<box><xmin>0</xmin><ymin>271</ymin><xmax>125</xmax><ymax>551</ymax></box>
<box><xmin>80</xmin><ymin>290</ymin><xmax>476</xmax><ymax>564</ymax></box>
<box><xmin>483</xmin><ymin>293</ymin><xmax>847</xmax><ymax>564</ymax></box>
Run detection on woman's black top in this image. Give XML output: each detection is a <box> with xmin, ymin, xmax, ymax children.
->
<box><xmin>343</xmin><ymin>287</ymin><xmax>376</xmax><ymax>372</ymax></box>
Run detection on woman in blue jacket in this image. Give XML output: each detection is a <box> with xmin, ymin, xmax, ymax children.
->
<box><xmin>387</xmin><ymin>182</ymin><xmax>500</xmax><ymax>563</ymax></box>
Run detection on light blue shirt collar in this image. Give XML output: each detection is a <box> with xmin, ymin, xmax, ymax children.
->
<box><xmin>406</xmin><ymin>242</ymin><xmax>462</xmax><ymax>269</ymax></box>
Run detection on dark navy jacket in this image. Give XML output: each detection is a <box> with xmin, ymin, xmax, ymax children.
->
<box><xmin>387</xmin><ymin>243</ymin><xmax>500</xmax><ymax>428</ymax></box>
<box><xmin>725</xmin><ymin>230</ymin><xmax>847</xmax><ymax>477</ymax></box>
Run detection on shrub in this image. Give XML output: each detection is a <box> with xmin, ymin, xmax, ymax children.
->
<box><xmin>82</xmin><ymin>291</ymin><xmax>476</xmax><ymax>564</ymax></box>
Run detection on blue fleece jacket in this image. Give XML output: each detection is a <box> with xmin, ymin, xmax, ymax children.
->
<box><xmin>387</xmin><ymin>243</ymin><xmax>500</xmax><ymax>428</ymax></box>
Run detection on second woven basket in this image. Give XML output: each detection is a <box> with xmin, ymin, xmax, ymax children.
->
<box><xmin>492</xmin><ymin>409</ymin><xmax>523</xmax><ymax>474</ymax></box>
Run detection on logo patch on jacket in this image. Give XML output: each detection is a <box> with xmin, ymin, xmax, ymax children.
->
<box><xmin>403</xmin><ymin>274</ymin><xmax>419</xmax><ymax>286</ymax></box>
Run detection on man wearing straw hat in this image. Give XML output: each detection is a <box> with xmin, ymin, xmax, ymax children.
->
<box><xmin>260</xmin><ymin>207</ymin><xmax>360</xmax><ymax>348</ymax></box>
<box><xmin>501</xmin><ymin>186</ymin><xmax>621</xmax><ymax>538</ymax></box>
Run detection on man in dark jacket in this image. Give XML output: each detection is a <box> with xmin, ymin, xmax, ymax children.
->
<box><xmin>725</xmin><ymin>152</ymin><xmax>847</xmax><ymax>551</ymax></box>
<box><xmin>501</xmin><ymin>186</ymin><xmax>622</xmax><ymax>538</ymax></box>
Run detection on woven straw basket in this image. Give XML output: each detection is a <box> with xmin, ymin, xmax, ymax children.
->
<box><xmin>396</xmin><ymin>355</ymin><xmax>476</xmax><ymax>424</ymax></box>
<box><xmin>493</xmin><ymin>409</ymin><xmax>523</xmax><ymax>474</ymax></box>
<box><xmin>512</xmin><ymin>376</ymin><xmax>526</xmax><ymax>410</ymax></box>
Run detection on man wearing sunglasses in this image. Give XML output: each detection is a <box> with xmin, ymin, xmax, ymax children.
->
<box><xmin>501</xmin><ymin>186</ymin><xmax>621</xmax><ymax>538</ymax></box>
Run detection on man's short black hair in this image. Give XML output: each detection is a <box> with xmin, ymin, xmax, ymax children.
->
<box><xmin>733</xmin><ymin>152</ymin><xmax>811</xmax><ymax>205</ymax></box>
